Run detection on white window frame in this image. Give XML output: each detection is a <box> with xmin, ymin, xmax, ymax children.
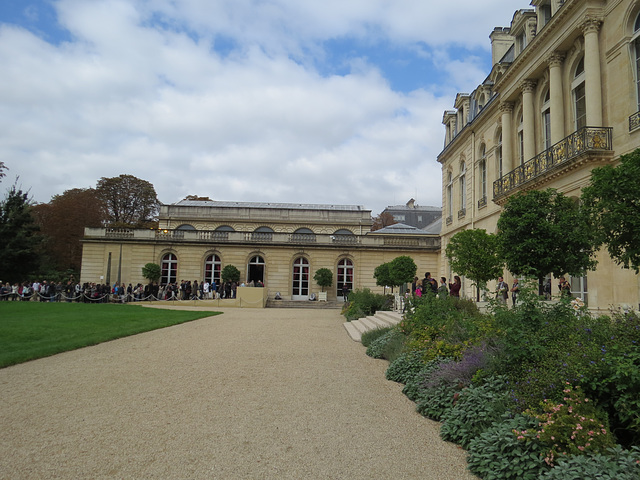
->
<box><xmin>572</xmin><ymin>58</ymin><xmax>586</xmax><ymax>130</ymax></box>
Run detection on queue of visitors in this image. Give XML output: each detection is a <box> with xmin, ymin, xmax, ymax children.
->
<box><xmin>0</xmin><ymin>278</ymin><xmax>265</xmax><ymax>303</ymax></box>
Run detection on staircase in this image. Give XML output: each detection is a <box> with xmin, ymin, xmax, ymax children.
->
<box><xmin>343</xmin><ymin>310</ymin><xmax>404</xmax><ymax>342</ymax></box>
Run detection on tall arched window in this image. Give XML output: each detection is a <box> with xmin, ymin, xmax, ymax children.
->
<box><xmin>204</xmin><ymin>254</ymin><xmax>221</xmax><ymax>285</ymax></box>
<box><xmin>161</xmin><ymin>253</ymin><xmax>178</xmax><ymax>285</ymax></box>
<box><xmin>291</xmin><ymin>257</ymin><xmax>309</xmax><ymax>299</ymax></box>
<box><xmin>572</xmin><ymin>57</ymin><xmax>586</xmax><ymax>129</ymax></box>
<box><xmin>337</xmin><ymin>259</ymin><xmax>353</xmax><ymax>296</ymax></box>
<box><xmin>247</xmin><ymin>255</ymin><xmax>265</xmax><ymax>284</ymax></box>
<box><xmin>479</xmin><ymin>145</ymin><xmax>487</xmax><ymax>202</ymax></box>
<box><xmin>541</xmin><ymin>88</ymin><xmax>551</xmax><ymax>149</ymax></box>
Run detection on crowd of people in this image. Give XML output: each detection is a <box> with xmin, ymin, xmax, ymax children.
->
<box><xmin>0</xmin><ymin>278</ymin><xmax>265</xmax><ymax>303</ymax></box>
<box><xmin>409</xmin><ymin>272</ymin><xmax>462</xmax><ymax>300</ymax></box>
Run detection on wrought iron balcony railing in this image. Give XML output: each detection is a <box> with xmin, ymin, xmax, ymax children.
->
<box><xmin>493</xmin><ymin>126</ymin><xmax>613</xmax><ymax>200</ymax></box>
<box><xmin>630</xmin><ymin>111</ymin><xmax>640</xmax><ymax>132</ymax></box>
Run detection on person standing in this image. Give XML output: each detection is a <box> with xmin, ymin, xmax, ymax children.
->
<box><xmin>495</xmin><ymin>276</ymin><xmax>508</xmax><ymax>303</ymax></box>
<box><xmin>438</xmin><ymin>277</ymin><xmax>449</xmax><ymax>298</ymax></box>
<box><xmin>558</xmin><ymin>277</ymin><xmax>571</xmax><ymax>298</ymax></box>
<box><xmin>342</xmin><ymin>283</ymin><xmax>350</xmax><ymax>302</ymax></box>
<box><xmin>449</xmin><ymin>276</ymin><xmax>461</xmax><ymax>298</ymax></box>
<box><xmin>510</xmin><ymin>278</ymin><xmax>520</xmax><ymax>307</ymax></box>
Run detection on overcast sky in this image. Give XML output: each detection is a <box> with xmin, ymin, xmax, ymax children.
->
<box><xmin>0</xmin><ymin>0</ymin><xmax>532</xmax><ymax>215</ymax></box>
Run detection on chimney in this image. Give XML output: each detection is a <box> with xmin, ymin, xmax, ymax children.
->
<box><xmin>490</xmin><ymin>27</ymin><xmax>513</xmax><ymax>66</ymax></box>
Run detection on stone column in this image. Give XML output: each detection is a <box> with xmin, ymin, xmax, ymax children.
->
<box><xmin>548</xmin><ymin>52</ymin><xmax>566</xmax><ymax>144</ymax></box>
<box><xmin>582</xmin><ymin>17</ymin><xmax>603</xmax><ymax>127</ymax></box>
<box><xmin>521</xmin><ymin>80</ymin><xmax>537</xmax><ymax>163</ymax></box>
<box><xmin>500</xmin><ymin>102</ymin><xmax>514</xmax><ymax>172</ymax></box>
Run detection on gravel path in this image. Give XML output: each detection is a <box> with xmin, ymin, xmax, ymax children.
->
<box><xmin>0</xmin><ymin>307</ymin><xmax>476</xmax><ymax>479</ymax></box>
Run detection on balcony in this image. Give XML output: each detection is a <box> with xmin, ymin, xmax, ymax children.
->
<box><xmin>493</xmin><ymin>126</ymin><xmax>613</xmax><ymax>202</ymax></box>
<box><xmin>478</xmin><ymin>196</ymin><xmax>487</xmax><ymax>209</ymax></box>
<box><xmin>457</xmin><ymin>208</ymin><xmax>466</xmax><ymax>219</ymax></box>
<box><xmin>630</xmin><ymin>111</ymin><xmax>640</xmax><ymax>132</ymax></box>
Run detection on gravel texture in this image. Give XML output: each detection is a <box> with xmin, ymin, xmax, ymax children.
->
<box><xmin>0</xmin><ymin>306</ymin><xmax>477</xmax><ymax>479</ymax></box>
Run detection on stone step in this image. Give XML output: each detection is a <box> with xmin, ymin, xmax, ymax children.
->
<box><xmin>342</xmin><ymin>310</ymin><xmax>404</xmax><ymax>342</ymax></box>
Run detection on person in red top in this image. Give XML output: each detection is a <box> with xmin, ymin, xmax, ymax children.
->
<box><xmin>449</xmin><ymin>275</ymin><xmax>461</xmax><ymax>298</ymax></box>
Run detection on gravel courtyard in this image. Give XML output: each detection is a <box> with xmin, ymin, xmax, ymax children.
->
<box><xmin>0</xmin><ymin>306</ymin><xmax>476</xmax><ymax>479</ymax></box>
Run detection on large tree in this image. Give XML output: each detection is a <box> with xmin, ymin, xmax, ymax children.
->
<box><xmin>497</xmin><ymin>189</ymin><xmax>597</xmax><ymax>286</ymax></box>
<box><xmin>445</xmin><ymin>228</ymin><xmax>504</xmax><ymax>300</ymax></box>
<box><xmin>371</xmin><ymin>212</ymin><xmax>396</xmax><ymax>231</ymax></box>
<box><xmin>96</xmin><ymin>174</ymin><xmax>160</xmax><ymax>228</ymax></box>
<box><xmin>0</xmin><ymin>186</ymin><xmax>42</xmax><ymax>282</ymax></box>
<box><xmin>581</xmin><ymin>149</ymin><xmax>640</xmax><ymax>272</ymax></box>
<box><xmin>32</xmin><ymin>188</ymin><xmax>106</xmax><ymax>272</ymax></box>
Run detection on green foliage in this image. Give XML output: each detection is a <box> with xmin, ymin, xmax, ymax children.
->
<box><xmin>365</xmin><ymin>329</ymin><xmax>405</xmax><ymax>360</ymax></box>
<box><xmin>95</xmin><ymin>174</ymin><xmax>160</xmax><ymax>227</ymax></box>
<box><xmin>221</xmin><ymin>264</ymin><xmax>241</xmax><ymax>283</ymax></box>
<box><xmin>360</xmin><ymin>327</ymin><xmax>392</xmax><ymax>348</ymax></box>
<box><xmin>385</xmin><ymin>348</ymin><xmax>430</xmax><ymax>383</ymax></box>
<box><xmin>496</xmin><ymin>189</ymin><xmax>598</xmax><ymax>280</ymax></box>
<box><xmin>313</xmin><ymin>268</ymin><xmax>333</xmax><ymax>291</ymax></box>
<box><xmin>388</xmin><ymin>255</ymin><xmax>417</xmax><ymax>287</ymax></box>
<box><xmin>541</xmin><ymin>445</ymin><xmax>640</xmax><ymax>480</ymax></box>
<box><xmin>520</xmin><ymin>385</ymin><xmax>615</xmax><ymax>465</ymax></box>
<box><xmin>415</xmin><ymin>382</ymin><xmax>460</xmax><ymax>421</ymax></box>
<box><xmin>0</xmin><ymin>185</ymin><xmax>42</xmax><ymax>282</ymax></box>
<box><xmin>445</xmin><ymin>228</ymin><xmax>504</xmax><ymax>293</ymax></box>
<box><xmin>401</xmin><ymin>358</ymin><xmax>451</xmax><ymax>402</ymax></box>
<box><xmin>581</xmin><ymin>343</ymin><xmax>640</xmax><ymax>446</ymax></box>
<box><xmin>581</xmin><ymin>148</ymin><xmax>640</xmax><ymax>272</ymax></box>
<box><xmin>142</xmin><ymin>263</ymin><xmax>161</xmax><ymax>282</ymax></box>
<box><xmin>440</xmin><ymin>376</ymin><xmax>511</xmax><ymax>448</ymax></box>
<box><xmin>467</xmin><ymin>414</ymin><xmax>549</xmax><ymax>480</ymax></box>
<box><xmin>342</xmin><ymin>288</ymin><xmax>391</xmax><ymax>320</ymax></box>
<box><xmin>373</xmin><ymin>262</ymin><xmax>393</xmax><ymax>289</ymax></box>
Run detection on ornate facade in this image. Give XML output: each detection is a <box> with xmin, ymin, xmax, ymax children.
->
<box><xmin>81</xmin><ymin>200</ymin><xmax>440</xmax><ymax>302</ymax></box>
<box><xmin>438</xmin><ymin>0</ymin><xmax>640</xmax><ymax>311</ymax></box>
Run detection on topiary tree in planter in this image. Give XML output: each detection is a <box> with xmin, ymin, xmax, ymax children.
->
<box><xmin>221</xmin><ymin>264</ymin><xmax>241</xmax><ymax>283</ymax></box>
<box><xmin>313</xmin><ymin>268</ymin><xmax>333</xmax><ymax>292</ymax></box>
<box><xmin>142</xmin><ymin>263</ymin><xmax>161</xmax><ymax>283</ymax></box>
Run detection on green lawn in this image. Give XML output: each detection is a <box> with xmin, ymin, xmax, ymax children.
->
<box><xmin>0</xmin><ymin>302</ymin><xmax>221</xmax><ymax>368</ymax></box>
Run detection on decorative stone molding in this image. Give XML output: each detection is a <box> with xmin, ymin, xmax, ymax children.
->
<box><xmin>520</xmin><ymin>79</ymin><xmax>538</xmax><ymax>93</ymax></box>
<box><xmin>546</xmin><ymin>51</ymin><xmax>566</xmax><ymax>68</ymax></box>
<box><xmin>581</xmin><ymin>16</ymin><xmax>603</xmax><ymax>35</ymax></box>
<box><xmin>499</xmin><ymin>101</ymin><xmax>514</xmax><ymax>114</ymax></box>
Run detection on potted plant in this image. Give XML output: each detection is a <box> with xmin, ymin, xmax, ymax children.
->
<box><xmin>313</xmin><ymin>268</ymin><xmax>333</xmax><ymax>301</ymax></box>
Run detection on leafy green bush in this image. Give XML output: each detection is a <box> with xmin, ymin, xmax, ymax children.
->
<box><xmin>401</xmin><ymin>358</ymin><xmax>451</xmax><ymax>402</ymax></box>
<box><xmin>386</xmin><ymin>349</ymin><xmax>429</xmax><ymax>383</ymax></box>
<box><xmin>541</xmin><ymin>445</ymin><xmax>640</xmax><ymax>480</ymax></box>
<box><xmin>415</xmin><ymin>383</ymin><xmax>459</xmax><ymax>421</ymax></box>
<box><xmin>343</xmin><ymin>288</ymin><xmax>392</xmax><ymax>320</ymax></box>
<box><xmin>360</xmin><ymin>327</ymin><xmax>392</xmax><ymax>348</ymax></box>
<box><xmin>440</xmin><ymin>376</ymin><xmax>511</xmax><ymax>448</ymax></box>
<box><xmin>365</xmin><ymin>329</ymin><xmax>404</xmax><ymax>360</ymax></box>
<box><xmin>467</xmin><ymin>414</ymin><xmax>549</xmax><ymax>480</ymax></box>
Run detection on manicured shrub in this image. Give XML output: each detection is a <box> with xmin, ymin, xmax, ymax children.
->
<box><xmin>467</xmin><ymin>414</ymin><xmax>549</xmax><ymax>480</ymax></box>
<box><xmin>540</xmin><ymin>445</ymin><xmax>640</xmax><ymax>480</ymax></box>
<box><xmin>440</xmin><ymin>375</ymin><xmax>511</xmax><ymax>448</ymax></box>
<box><xmin>361</xmin><ymin>327</ymin><xmax>392</xmax><ymax>348</ymax></box>
<box><xmin>415</xmin><ymin>383</ymin><xmax>459</xmax><ymax>421</ymax></box>
<box><xmin>401</xmin><ymin>358</ymin><xmax>451</xmax><ymax>402</ymax></box>
<box><xmin>343</xmin><ymin>288</ymin><xmax>392</xmax><ymax>320</ymax></box>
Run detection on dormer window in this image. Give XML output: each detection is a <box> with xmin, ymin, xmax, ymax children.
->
<box><xmin>517</xmin><ymin>32</ymin><xmax>527</xmax><ymax>53</ymax></box>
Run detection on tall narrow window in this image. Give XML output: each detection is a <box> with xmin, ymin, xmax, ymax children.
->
<box><xmin>517</xmin><ymin>113</ymin><xmax>525</xmax><ymax>165</ymax></box>
<box><xmin>447</xmin><ymin>171</ymin><xmax>453</xmax><ymax>217</ymax></box>
<box><xmin>542</xmin><ymin>89</ymin><xmax>552</xmax><ymax>149</ymax></box>
<box><xmin>337</xmin><ymin>259</ymin><xmax>353</xmax><ymax>296</ymax></box>
<box><xmin>292</xmin><ymin>257</ymin><xmax>309</xmax><ymax>298</ymax></box>
<box><xmin>497</xmin><ymin>131</ymin><xmax>503</xmax><ymax>178</ymax></box>
<box><xmin>161</xmin><ymin>253</ymin><xmax>178</xmax><ymax>285</ymax></box>
<box><xmin>479</xmin><ymin>145</ymin><xmax>487</xmax><ymax>201</ymax></box>
<box><xmin>204</xmin><ymin>254</ymin><xmax>221</xmax><ymax>285</ymax></box>
<box><xmin>573</xmin><ymin>58</ymin><xmax>586</xmax><ymax>129</ymax></box>
<box><xmin>459</xmin><ymin>162</ymin><xmax>466</xmax><ymax>211</ymax></box>
<box><xmin>634</xmin><ymin>14</ymin><xmax>640</xmax><ymax>110</ymax></box>
<box><xmin>248</xmin><ymin>255</ymin><xmax>265</xmax><ymax>284</ymax></box>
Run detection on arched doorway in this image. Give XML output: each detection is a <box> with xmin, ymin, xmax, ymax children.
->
<box><xmin>291</xmin><ymin>257</ymin><xmax>309</xmax><ymax>300</ymax></box>
<box><xmin>337</xmin><ymin>258</ymin><xmax>354</xmax><ymax>296</ymax></box>
<box><xmin>247</xmin><ymin>255</ymin><xmax>265</xmax><ymax>285</ymax></box>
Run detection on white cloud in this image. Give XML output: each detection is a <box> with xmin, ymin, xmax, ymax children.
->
<box><xmin>0</xmin><ymin>0</ymin><xmax>532</xmax><ymax>215</ymax></box>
